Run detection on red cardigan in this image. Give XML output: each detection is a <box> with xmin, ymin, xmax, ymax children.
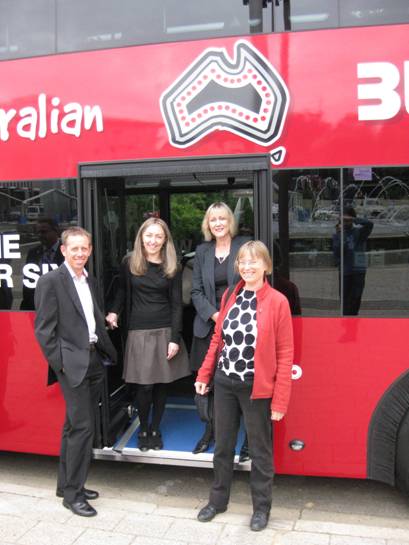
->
<box><xmin>197</xmin><ymin>279</ymin><xmax>294</xmax><ymax>414</ymax></box>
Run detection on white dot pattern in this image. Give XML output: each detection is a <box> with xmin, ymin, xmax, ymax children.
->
<box><xmin>217</xmin><ymin>289</ymin><xmax>257</xmax><ymax>381</ymax></box>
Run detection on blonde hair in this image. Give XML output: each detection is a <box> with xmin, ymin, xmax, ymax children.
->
<box><xmin>201</xmin><ymin>202</ymin><xmax>238</xmax><ymax>242</ymax></box>
<box><xmin>129</xmin><ymin>217</ymin><xmax>178</xmax><ymax>278</ymax></box>
<box><xmin>234</xmin><ymin>240</ymin><xmax>273</xmax><ymax>275</ymax></box>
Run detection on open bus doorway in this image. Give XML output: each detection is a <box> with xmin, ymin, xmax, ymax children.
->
<box><xmin>79</xmin><ymin>156</ymin><xmax>272</xmax><ymax>467</ymax></box>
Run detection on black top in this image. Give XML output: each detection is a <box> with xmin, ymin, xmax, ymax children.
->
<box><xmin>109</xmin><ymin>258</ymin><xmax>183</xmax><ymax>344</ymax></box>
<box><xmin>214</xmin><ymin>257</ymin><xmax>229</xmax><ymax>310</ymax></box>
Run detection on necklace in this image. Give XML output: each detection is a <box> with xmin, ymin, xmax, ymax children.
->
<box><xmin>215</xmin><ymin>239</ymin><xmax>231</xmax><ymax>264</ymax></box>
<box><xmin>216</xmin><ymin>253</ymin><xmax>229</xmax><ymax>264</ymax></box>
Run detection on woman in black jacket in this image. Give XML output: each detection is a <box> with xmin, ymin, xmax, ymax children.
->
<box><xmin>190</xmin><ymin>202</ymin><xmax>249</xmax><ymax>455</ymax></box>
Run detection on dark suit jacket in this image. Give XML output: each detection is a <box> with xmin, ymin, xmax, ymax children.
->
<box><xmin>191</xmin><ymin>236</ymin><xmax>249</xmax><ymax>338</ymax></box>
<box><xmin>34</xmin><ymin>263</ymin><xmax>117</xmax><ymax>387</ymax></box>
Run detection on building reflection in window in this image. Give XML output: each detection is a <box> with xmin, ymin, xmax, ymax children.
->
<box><xmin>0</xmin><ymin>179</ymin><xmax>77</xmax><ymax>311</ymax></box>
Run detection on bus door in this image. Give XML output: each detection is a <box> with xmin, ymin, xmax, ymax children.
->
<box><xmin>78</xmin><ymin>156</ymin><xmax>272</xmax><ymax>467</ymax></box>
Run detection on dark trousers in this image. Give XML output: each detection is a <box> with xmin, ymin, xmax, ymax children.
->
<box><xmin>57</xmin><ymin>350</ymin><xmax>105</xmax><ymax>503</ymax></box>
<box><xmin>209</xmin><ymin>370</ymin><xmax>274</xmax><ymax>513</ymax></box>
<box><xmin>343</xmin><ymin>272</ymin><xmax>366</xmax><ymax>315</ymax></box>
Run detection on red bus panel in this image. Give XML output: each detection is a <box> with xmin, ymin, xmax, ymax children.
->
<box><xmin>0</xmin><ymin>24</ymin><xmax>408</xmax><ymax>179</ymax></box>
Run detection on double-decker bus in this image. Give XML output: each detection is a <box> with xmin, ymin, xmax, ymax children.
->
<box><xmin>1</xmin><ymin>0</ymin><xmax>409</xmax><ymax>494</ymax></box>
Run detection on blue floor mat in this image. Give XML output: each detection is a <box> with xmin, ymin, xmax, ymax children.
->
<box><xmin>124</xmin><ymin>400</ymin><xmax>246</xmax><ymax>453</ymax></box>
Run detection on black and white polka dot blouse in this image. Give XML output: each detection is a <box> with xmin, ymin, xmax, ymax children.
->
<box><xmin>217</xmin><ymin>289</ymin><xmax>257</xmax><ymax>381</ymax></box>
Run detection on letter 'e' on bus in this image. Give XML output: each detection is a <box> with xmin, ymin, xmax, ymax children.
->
<box><xmin>357</xmin><ymin>61</ymin><xmax>409</xmax><ymax>121</ymax></box>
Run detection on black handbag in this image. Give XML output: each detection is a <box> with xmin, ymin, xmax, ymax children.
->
<box><xmin>194</xmin><ymin>390</ymin><xmax>214</xmax><ymax>423</ymax></box>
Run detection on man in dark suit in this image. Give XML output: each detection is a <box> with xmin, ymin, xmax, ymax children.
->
<box><xmin>34</xmin><ymin>226</ymin><xmax>116</xmax><ymax>517</ymax></box>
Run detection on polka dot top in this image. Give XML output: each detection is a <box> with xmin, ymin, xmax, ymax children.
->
<box><xmin>217</xmin><ymin>289</ymin><xmax>257</xmax><ymax>381</ymax></box>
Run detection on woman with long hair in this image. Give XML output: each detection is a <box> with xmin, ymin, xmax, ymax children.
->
<box><xmin>106</xmin><ymin>217</ymin><xmax>190</xmax><ymax>451</ymax></box>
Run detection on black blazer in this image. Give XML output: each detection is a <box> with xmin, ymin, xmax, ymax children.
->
<box><xmin>191</xmin><ymin>236</ymin><xmax>249</xmax><ymax>338</ymax></box>
<box><xmin>34</xmin><ymin>264</ymin><xmax>117</xmax><ymax>387</ymax></box>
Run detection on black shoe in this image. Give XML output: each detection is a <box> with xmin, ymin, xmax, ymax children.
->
<box><xmin>138</xmin><ymin>431</ymin><xmax>150</xmax><ymax>452</ymax></box>
<box><xmin>192</xmin><ymin>436</ymin><xmax>213</xmax><ymax>454</ymax></box>
<box><xmin>63</xmin><ymin>499</ymin><xmax>97</xmax><ymax>517</ymax></box>
<box><xmin>150</xmin><ymin>430</ymin><xmax>163</xmax><ymax>450</ymax></box>
<box><xmin>239</xmin><ymin>444</ymin><xmax>250</xmax><ymax>463</ymax></box>
<box><xmin>197</xmin><ymin>503</ymin><xmax>226</xmax><ymax>522</ymax></box>
<box><xmin>56</xmin><ymin>488</ymin><xmax>99</xmax><ymax>500</ymax></box>
<box><xmin>127</xmin><ymin>403</ymin><xmax>137</xmax><ymax>419</ymax></box>
<box><xmin>250</xmin><ymin>511</ymin><xmax>269</xmax><ymax>531</ymax></box>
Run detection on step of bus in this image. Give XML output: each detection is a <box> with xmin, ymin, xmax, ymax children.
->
<box><xmin>93</xmin><ymin>399</ymin><xmax>250</xmax><ymax>470</ymax></box>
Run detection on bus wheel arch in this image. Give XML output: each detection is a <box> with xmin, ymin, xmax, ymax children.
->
<box><xmin>367</xmin><ymin>369</ymin><xmax>409</xmax><ymax>494</ymax></box>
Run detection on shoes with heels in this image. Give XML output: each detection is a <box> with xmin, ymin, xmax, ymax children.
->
<box><xmin>192</xmin><ymin>436</ymin><xmax>213</xmax><ymax>454</ymax></box>
<box><xmin>150</xmin><ymin>429</ymin><xmax>163</xmax><ymax>450</ymax></box>
<box><xmin>138</xmin><ymin>430</ymin><xmax>150</xmax><ymax>452</ymax></box>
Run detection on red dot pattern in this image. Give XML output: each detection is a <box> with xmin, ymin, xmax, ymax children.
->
<box><xmin>173</xmin><ymin>61</ymin><xmax>276</xmax><ymax>128</ymax></box>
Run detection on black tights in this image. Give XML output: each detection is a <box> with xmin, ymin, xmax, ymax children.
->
<box><xmin>136</xmin><ymin>383</ymin><xmax>167</xmax><ymax>432</ymax></box>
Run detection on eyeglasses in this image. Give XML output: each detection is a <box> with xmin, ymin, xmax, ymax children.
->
<box><xmin>238</xmin><ymin>260</ymin><xmax>259</xmax><ymax>267</ymax></box>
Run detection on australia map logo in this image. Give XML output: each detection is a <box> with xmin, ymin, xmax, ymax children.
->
<box><xmin>160</xmin><ymin>40</ymin><xmax>290</xmax><ymax>165</ymax></box>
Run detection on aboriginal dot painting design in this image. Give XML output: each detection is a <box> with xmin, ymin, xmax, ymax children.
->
<box><xmin>217</xmin><ymin>289</ymin><xmax>257</xmax><ymax>381</ymax></box>
<box><xmin>160</xmin><ymin>40</ymin><xmax>290</xmax><ymax>149</ymax></box>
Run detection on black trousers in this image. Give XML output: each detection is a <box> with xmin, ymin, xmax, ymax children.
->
<box><xmin>56</xmin><ymin>350</ymin><xmax>105</xmax><ymax>503</ymax></box>
<box><xmin>343</xmin><ymin>272</ymin><xmax>366</xmax><ymax>315</ymax></box>
<box><xmin>209</xmin><ymin>370</ymin><xmax>274</xmax><ymax>513</ymax></box>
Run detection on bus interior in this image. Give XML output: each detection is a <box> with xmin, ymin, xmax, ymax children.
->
<box><xmin>79</xmin><ymin>156</ymin><xmax>272</xmax><ymax>468</ymax></box>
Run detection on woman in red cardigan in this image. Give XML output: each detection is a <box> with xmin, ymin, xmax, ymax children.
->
<box><xmin>195</xmin><ymin>240</ymin><xmax>294</xmax><ymax>532</ymax></box>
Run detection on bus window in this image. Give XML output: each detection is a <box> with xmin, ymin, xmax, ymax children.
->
<box><xmin>273</xmin><ymin>0</ymin><xmax>409</xmax><ymax>32</ymax></box>
<box><xmin>341</xmin><ymin>167</ymin><xmax>409</xmax><ymax>317</ymax></box>
<box><xmin>273</xmin><ymin>0</ymin><xmax>339</xmax><ymax>31</ymax></box>
<box><xmin>340</xmin><ymin>0</ymin><xmax>409</xmax><ymax>28</ymax></box>
<box><xmin>0</xmin><ymin>0</ymin><xmax>55</xmax><ymax>60</ymax></box>
<box><xmin>57</xmin><ymin>0</ymin><xmax>273</xmax><ymax>54</ymax></box>
<box><xmin>273</xmin><ymin>169</ymin><xmax>341</xmax><ymax>316</ymax></box>
<box><xmin>274</xmin><ymin>167</ymin><xmax>409</xmax><ymax>317</ymax></box>
<box><xmin>0</xmin><ymin>179</ymin><xmax>77</xmax><ymax>311</ymax></box>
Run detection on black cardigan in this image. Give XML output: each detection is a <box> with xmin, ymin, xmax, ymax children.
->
<box><xmin>109</xmin><ymin>257</ymin><xmax>183</xmax><ymax>344</ymax></box>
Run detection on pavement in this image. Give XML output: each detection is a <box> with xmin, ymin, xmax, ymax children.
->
<box><xmin>1</xmin><ymin>452</ymin><xmax>409</xmax><ymax>545</ymax></box>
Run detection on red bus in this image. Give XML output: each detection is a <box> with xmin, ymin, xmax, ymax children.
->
<box><xmin>1</xmin><ymin>1</ymin><xmax>409</xmax><ymax>494</ymax></box>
